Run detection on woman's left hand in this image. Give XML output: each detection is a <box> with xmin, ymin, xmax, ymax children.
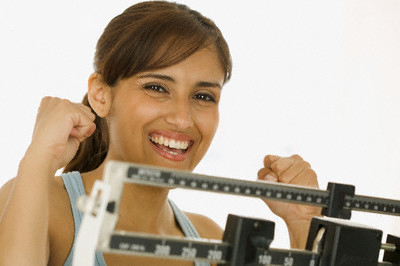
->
<box><xmin>257</xmin><ymin>154</ymin><xmax>321</xmax><ymax>248</ymax></box>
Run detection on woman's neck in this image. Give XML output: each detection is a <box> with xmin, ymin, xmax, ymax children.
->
<box><xmin>81</xmin><ymin>162</ymin><xmax>181</xmax><ymax>236</ymax></box>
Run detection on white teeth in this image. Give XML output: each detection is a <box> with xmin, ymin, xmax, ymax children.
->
<box><xmin>169</xmin><ymin>139</ymin><xmax>176</xmax><ymax>147</ymax></box>
<box><xmin>150</xmin><ymin>135</ymin><xmax>189</xmax><ymax>150</ymax></box>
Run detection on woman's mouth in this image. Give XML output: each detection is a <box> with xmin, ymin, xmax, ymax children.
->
<box><xmin>148</xmin><ymin>133</ymin><xmax>193</xmax><ymax>160</ymax></box>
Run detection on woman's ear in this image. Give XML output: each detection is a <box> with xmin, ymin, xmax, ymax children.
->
<box><xmin>88</xmin><ymin>73</ymin><xmax>112</xmax><ymax>118</ymax></box>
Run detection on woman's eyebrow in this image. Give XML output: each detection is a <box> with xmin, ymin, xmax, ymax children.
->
<box><xmin>138</xmin><ymin>73</ymin><xmax>174</xmax><ymax>82</ymax></box>
<box><xmin>138</xmin><ymin>73</ymin><xmax>222</xmax><ymax>89</ymax></box>
<box><xmin>196</xmin><ymin>81</ymin><xmax>222</xmax><ymax>89</ymax></box>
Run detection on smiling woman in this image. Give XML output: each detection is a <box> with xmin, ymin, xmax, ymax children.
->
<box><xmin>0</xmin><ymin>1</ymin><xmax>320</xmax><ymax>266</ymax></box>
<box><xmin>63</xmin><ymin>1</ymin><xmax>231</xmax><ymax>174</ymax></box>
<box><xmin>86</xmin><ymin>46</ymin><xmax>224</xmax><ymax>171</ymax></box>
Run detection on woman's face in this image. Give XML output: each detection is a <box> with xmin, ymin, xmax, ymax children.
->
<box><xmin>106</xmin><ymin>46</ymin><xmax>225</xmax><ymax>171</ymax></box>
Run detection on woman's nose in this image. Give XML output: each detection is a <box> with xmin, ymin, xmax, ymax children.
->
<box><xmin>164</xmin><ymin>99</ymin><xmax>194</xmax><ymax>129</ymax></box>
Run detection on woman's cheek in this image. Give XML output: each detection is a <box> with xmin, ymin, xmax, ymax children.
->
<box><xmin>199</xmin><ymin>107</ymin><xmax>219</xmax><ymax>143</ymax></box>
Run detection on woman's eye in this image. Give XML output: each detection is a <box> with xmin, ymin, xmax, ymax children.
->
<box><xmin>143</xmin><ymin>84</ymin><xmax>167</xmax><ymax>93</ymax></box>
<box><xmin>193</xmin><ymin>93</ymin><xmax>216</xmax><ymax>103</ymax></box>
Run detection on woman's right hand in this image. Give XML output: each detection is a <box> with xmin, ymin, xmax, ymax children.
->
<box><xmin>0</xmin><ymin>96</ymin><xmax>95</xmax><ymax>265</ymax></box>
<box><xmin>28</xmin><ymin>97</ymin><xmax>96</xmax><ymax>173</ymax></box>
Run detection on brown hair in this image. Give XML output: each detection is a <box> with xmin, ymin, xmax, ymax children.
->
<box><xmin>64</xmin><ymin>1</ymin><xmax>232</xmax><ymax>173</ymax></box>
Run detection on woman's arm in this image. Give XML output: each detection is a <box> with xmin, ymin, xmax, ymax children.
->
<box><xmin>0</xmin><ymin>149</ymin><xmax>55</xmax><ymax>264</ymax></box>
<box><xmin>257</xmin><ymin>154</ymin><xmax>321</xmax><ymax>249</ymax></box>
<box><xmin>0</xmin><ymin>97</ymin><xmax>96</xmax><ymax>265</ymax></box>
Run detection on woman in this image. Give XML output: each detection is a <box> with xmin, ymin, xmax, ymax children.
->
<box><xmin>0</xmin><ymin>1</ymin><xmax>320</xmax><ymax>265</ymax></box>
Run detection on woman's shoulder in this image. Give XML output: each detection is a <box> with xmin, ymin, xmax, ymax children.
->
<box><xmin>50</xmin><ymin>174</ymin><xmax>76</xmax><ymax>225</ymax></box>
<box><xmin>48</xmin><ymin>175</ymin><xmax>75</xmax><ymax>265</ymax></box>
<box><xmin>0</xmin><ymin>178</ymin><xmax>16</xmax><ymax>212</ymax></box>
<box><xmin>50</xmin><ymin>175</ymin><xmax>74</xmax><ymax>226</ymax></box>
<box><xmin>184</xmin><ymin>212</ymin><xmax>223</xmax><ymax>240</ymax></box>
<box><xmin>53</xmin><ymin>174</ymin><xmax>70</xmax><ymax>196</ymax></box>
<box><xmin>0</xmin><ymin>175</ymin><xmax>68</xmax><ymax>211</ymax></box>
<box><xmin>0</xmin><ymin>175</ymin><xmax>74</xmax><ymax>265</ymax></box>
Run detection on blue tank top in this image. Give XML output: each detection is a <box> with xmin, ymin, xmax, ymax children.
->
<box><xmin>61</xmin><ymin>171</ymin><xmax>209</xmax><ymax>266</ymax></box>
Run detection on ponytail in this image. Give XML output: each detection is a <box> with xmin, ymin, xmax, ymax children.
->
<box><xmin>63</xmin><ymin>93</ymin><xmax>109</xmax><ymax>173</ymax></box>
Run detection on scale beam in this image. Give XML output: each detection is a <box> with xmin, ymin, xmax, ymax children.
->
<box><xmin>100</xmin><ymin>231</ymin><xmax>320</xmax><ymax>265</ymax></box>
<box><xmin>112</xmin><ymin>161</ymin><xmax>400</xmax><ymax>218</ymax></box>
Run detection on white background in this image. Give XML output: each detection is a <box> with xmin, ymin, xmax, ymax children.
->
<box><xmin>0</xmin><ymin>0</ymin><xmax>399</xmax><ymax>249</ymax></box>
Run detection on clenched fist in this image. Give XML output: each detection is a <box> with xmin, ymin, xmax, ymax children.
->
<box><xmin>257</xmin><ymin>154</ymin><xmax>321</xmax><ymax>248</ymax></box>
<box><xmin>29</xmin><ymin>97</ymin><xmax>96</xmax><ymax>172</ymax></box>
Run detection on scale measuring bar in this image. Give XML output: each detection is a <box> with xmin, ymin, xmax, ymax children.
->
<box><xmin>108</xmin><ymin>161</ymin><xmax>400</xmax><ymax>218</ymax></box>
<box><xmin>104</xmin><ymin>231</ymin><xmax>230</xmax><ymax>263</ymax></box>
<box><xmin>101</xmin><ymin>231</ymin><xmax>320</xmax><ymax>265</ymax></box>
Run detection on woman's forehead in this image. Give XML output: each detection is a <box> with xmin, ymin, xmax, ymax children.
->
<box><xmin>140</xmin><ymin>47</ymin><xmax>224</xmax><ymax>83</ymax></box>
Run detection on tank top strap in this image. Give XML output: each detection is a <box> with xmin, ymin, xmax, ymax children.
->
<box><xmin>61</xmin><ymin>171</ymin><xmax>106</xmax><ymax>266</ymax></box>
<box><xmin>168</xmin><ymin>199</ymin><xmax>211</xmax><ymax>266</ymax></box>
